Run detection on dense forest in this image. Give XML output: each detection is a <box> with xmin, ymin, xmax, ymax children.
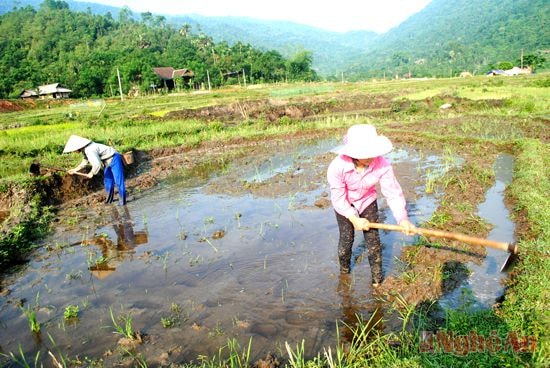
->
<box><xmin>1</xmin><ymin>0</ymin><xmax>548</xmax><ymax>98</ymax></box>
<box><xmin>345</xmin><ymin>0</ymin><xmax>549</xmax><ymax>79</ymax></box>
<box><xmin>0</xmin><ymin>0</ymin><xmax>318</xmax><ymax>98</ymax></box>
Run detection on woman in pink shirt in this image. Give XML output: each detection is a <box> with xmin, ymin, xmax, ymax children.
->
<box><xmin>327</xmin><ymin>124</ymin><xmax>415</xmax><ymax>284</ymax></box>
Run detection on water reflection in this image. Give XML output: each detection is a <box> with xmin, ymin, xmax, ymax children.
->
<box><xmin>337</xmin><ymin>274</ymin><xmax>360</xmax><ymax>342</ymax></box>
<box><xmin>88</xmin><ymin>206</ymin><xmax>148</xmax><ymax>279</ymax></box>
<box><xmin>336</xmin><ymin>274</ymin><xmax>384</xmax><ymax>344</ymax></box>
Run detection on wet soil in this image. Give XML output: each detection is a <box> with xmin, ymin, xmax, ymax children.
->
<box><xmin>0</xmin><ymin>95</ymin><xmax>528</xmax><ymax>365</ymax></box>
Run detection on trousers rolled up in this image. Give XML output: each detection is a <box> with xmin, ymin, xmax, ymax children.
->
<box><xmin>335</xmin><ymin>200</ymin><xmax>383</xmax><ymax>283</ymax></box>
<box><xmin>104</xmin><ymin>153</ymin><xmax>127</xmax><ymax>205</ymax></box>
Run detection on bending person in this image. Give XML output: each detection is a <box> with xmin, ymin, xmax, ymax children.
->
<box><xmin>327</xmin><ymin>124</ymin><xmax>414</xmax><ymax>285</ymax></box>
<box><xmin>63</xmin><ymin>135</ymin><xmax>127</xmax><ymax>205</ymax></box>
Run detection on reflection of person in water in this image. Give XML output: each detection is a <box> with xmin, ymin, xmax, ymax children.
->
<box><xmin>111</xmin><ymin>205</ymin><xmax>137</xmax><ymax>250</ymax></box>
<box><xmin>327</xmin><ymin>124</ymin><xmax>415</xmax><ymax>285</ymax></box>
<box><xmin>337</xmin><ymin>274</ymin><xmax>384</xmax><ymax>343</ymax></box>
<box><xmin>89</xmin><ymin>206</ymin><xmax>148</xmax><ymax>279</ymax></box>
<box><xmin>337</xmin><ymin>274</ymin><xmax>360</xmax><ymax>343</ymax></box>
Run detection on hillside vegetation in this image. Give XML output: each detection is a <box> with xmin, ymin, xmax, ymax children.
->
<box><xmin>346</xmin><ymin>0</ymin><xmax>549</xmax><ymax>78</ymax></box>
<box><xmin>0</xmin><ymin>0</ymin><xmax>317</xmax><ymax>98</ymax></box>
<box><xmin>2</xmin><ymin>0</ymin><xmax>548</xmax><ymax>80</ymax></box>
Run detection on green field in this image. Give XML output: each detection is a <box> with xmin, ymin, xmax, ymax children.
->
<box><xmin>0</xmin><ymin>74</ymin><xmax>548</xmax><ymax>367</ymax></box>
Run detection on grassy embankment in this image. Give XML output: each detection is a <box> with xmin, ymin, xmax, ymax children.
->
<box><xmin>0</xmin><ymin>74</ymin><xmax>548</xmax><ymax>366</ymax></box>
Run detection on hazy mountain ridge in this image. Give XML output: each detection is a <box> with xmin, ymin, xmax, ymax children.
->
<box><xmin>172</xmin><ymin>15</ymin><xmax>378</xmax><ymax>75</ymax></box>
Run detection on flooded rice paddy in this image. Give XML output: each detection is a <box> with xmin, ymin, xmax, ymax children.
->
<box><xmin>0</xmin><ymin>137</ymin><xmax>515</xmax><ymax>365</ymax></box>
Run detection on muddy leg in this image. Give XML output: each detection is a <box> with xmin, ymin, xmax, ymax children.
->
<box><xmin>360</xmin><ymin>202</ymin><xmax>383</xmax><ymax>285</ymax></box>
<box><xmin>335</xmin><ymin>210</ymin><xmax>355</xmax><ymax>273</ymax></box>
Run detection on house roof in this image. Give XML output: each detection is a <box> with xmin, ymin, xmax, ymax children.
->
<box><xmin>173</xmin><ymin>68</ymin><xmax>194</xmax><ymax>78</ymax></box>
<box><xmin>20</xmin><ymin>89</ymin><xmax>38</xmax><ymax>98</ymax></box>
<box><xmin>38</xmin><ymin>83</ymin><xmax>72</xmax><ymax>95</ymax></box>
<box><xmin>153</xmin><ymin>67</ymin><xmax>194</xmax><ymax>80</ymax></box>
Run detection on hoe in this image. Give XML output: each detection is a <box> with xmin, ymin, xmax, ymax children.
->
<box><xmin>29</xmin><ymin>161</ymin><xmax>89</xmax><ymax>178</ymax></box>
<box><xmin>368</xmin><ymin>222</ymin><xmax>518</xmax><ymax>272</ymax></box>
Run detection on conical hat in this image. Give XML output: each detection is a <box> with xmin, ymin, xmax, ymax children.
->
<box><xmin>63</xmin><ymin>135</ymin><xmax>91</xmax><ymax>153</ymax></box>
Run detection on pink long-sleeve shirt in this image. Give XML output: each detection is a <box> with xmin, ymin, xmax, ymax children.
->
<box><xmin>327</xmin><ymin>155</ymin><xmax>408</xmax><ymax>223</ymax></box>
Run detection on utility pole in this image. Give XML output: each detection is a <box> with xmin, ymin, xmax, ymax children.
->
<box><xmin>206</xmin><ymin>70</ymin><xmax>212</xmax><ymax>91</ymax></box>
<box><xmin>242</xmin><ymin>69</ymin><xmax>247</xmax><ymax>87</ymax></box>
<box><xmin>521</xmin><ymin>48</ymin><xmax>524</xmax><ymax>69</ymax></box>
<box><xmin>116</xmin><ymin>67</ymin><xmax>124</xmax><ymax>101</ymax></box>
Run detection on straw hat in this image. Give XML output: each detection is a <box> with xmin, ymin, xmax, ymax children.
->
<box><xmin>63</xmin><ymin>135</ymin><xmax>91</xmax><ymax>153</ymax></box>
<box><xmin>332</xmin><ymin>124</ymin><xmax>393</xmax><ymax>159</ymax></box>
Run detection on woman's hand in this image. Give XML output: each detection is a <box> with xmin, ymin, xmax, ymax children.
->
<box><xmin>399</xmin><ymin>219</ymin><xmax>416</xmax><ymax>236</ymax></box>
<box><xmin>348</xmin><ymin>215</ymin><xmax>370</xmax><ymax>231</ymax></box>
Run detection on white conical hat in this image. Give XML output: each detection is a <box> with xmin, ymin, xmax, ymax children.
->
<box><xmin>63</xmin><ymin>135</ymin><xmax>91</xmax><ymax>153</ymax></box>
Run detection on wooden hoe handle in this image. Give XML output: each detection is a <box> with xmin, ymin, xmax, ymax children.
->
<box><xmin>368</xmin><ymin>223</ymin><xmax>517</xmax><ymax>254</ymax></box>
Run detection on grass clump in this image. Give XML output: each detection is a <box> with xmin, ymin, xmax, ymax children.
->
<box><xmin>0</xmin><ymin>189</ymin><xmax>53</xmax><ymax>269</ymax></box>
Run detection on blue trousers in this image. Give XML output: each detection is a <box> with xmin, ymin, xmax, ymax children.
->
<box><xmin>104</xmin><ymin>153</ymin><xmax>127</xmax><ymax>205</ymax></box>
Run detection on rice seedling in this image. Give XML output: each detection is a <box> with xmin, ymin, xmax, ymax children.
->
<box><xmin>65</xmin><ymin>269</ymin><xmax>83</xmax><ymax>281</ymax></box>
<box><xmin>87</xmin><ymin>255</ymin><xmax>107</xmax><ymax>269</ymax></box>
<box><xmin>160</xmin><ymin>316</ymin><xmax>177</xmax><ymax>328</ymax></box>
<box><xmin>63</xmin><ymin>305</ymin><xmax>79</xmax><ymax>320</ymax></box>
<box><xmin>157</xmin><ymin>253</ymin><xmax>170</xmax><ymax>271</ymax></box>
<box><xmin>23</xmin><ymin>307</ymin><xmax>40</xmax><ymax>333</ymax></box>
<box><xmin>208</xmin><ymin>321</ymin><xmax>224</xmax><ymax>338</ymax></box>
<box><xmin>109</xmin><ymin>307</ymin><xmax>135</xmax><ymax>340</ymax></box>
<box><xmin>1</xmin><ymin>345</ymin><xmax>40</xmax><ymax>368</ymax></box>
<box><xmin>160</xmin><ymin>303</ymin><xmax>187</xmax><ymax>328</ymax></box>
<box><xmin>81</xmin><ymin>298</ymin><xmax>90</xmax><ymax>310</ymax></box>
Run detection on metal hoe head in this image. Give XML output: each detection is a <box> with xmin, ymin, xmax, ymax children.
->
<box><xmin>500</xmin><ymin>243</ymin><xmax>519</xmax><ymax>273</ymax></box>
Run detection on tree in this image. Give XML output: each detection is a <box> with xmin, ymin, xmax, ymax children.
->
<box><xmin>179</xmin><ymin>23</ymin><xmax>192</xmax><ymax>38</ymax></box>
<box><xmin>519</xmin><ymin>53</ymin><xmax>546</xmax><ymax>71</ymax></box>
<box><xmin>497</xmin><ymin>61</ymin><xmax>514</xmax><ymax>70</ymax></box>
<box><xmin>40</xmin><ymin>0</ymin><xmax>69</xmax><ymax>10</ymax></box>
<box><xmin>286</xmin><ymin>51</ymin><xmax>317</xmax><ymax>82</ymax></box>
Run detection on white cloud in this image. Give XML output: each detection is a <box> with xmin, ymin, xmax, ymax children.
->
<box><xmin>76</xmin><ymin>0</ymin><xmax>432</xmax><ymax>33</ymax></box>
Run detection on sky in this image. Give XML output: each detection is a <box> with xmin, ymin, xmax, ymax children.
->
<box><xmin>75</xmin><ymin>0</ymin><xmax>433</xmax><ymax>33</ymax></box>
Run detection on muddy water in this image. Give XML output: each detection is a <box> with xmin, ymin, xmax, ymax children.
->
<box><xmin>439</xmin><ymin>154</ymin><xmax>515</xmax><ymax>309</ymax></box>
<box><xmin>0</xmin><ymin>140</ymin><xmax>511</xmax><ymax>364</ymax></box>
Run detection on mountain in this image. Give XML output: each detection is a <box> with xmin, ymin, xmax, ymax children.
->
<box><xmin>0</xmin><ymin>0</ymin><xmax>120</xmax><ymax>16</ymax></box>
<box><xmin>166</xmin><ymin>15</ymin><xmax>378</xmax><ymax>77</ymax></box>
<box><xmin>1</xmin><ymin>0</ymin><xmax>548</xmax><ymax>79</ymax></box>
<box><xmin>345</xmin><ymin>0</ymin><xmax>550</xmax><ymax>78</ymax></box>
